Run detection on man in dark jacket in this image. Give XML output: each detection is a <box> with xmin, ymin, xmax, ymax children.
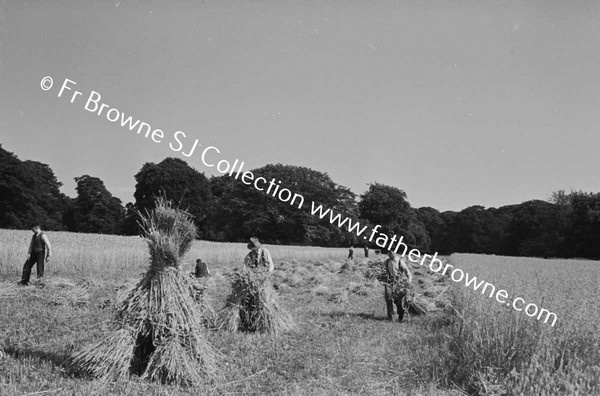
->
<box><xmin>194</xmin><ymin>258</ymin><xmax>211</xmax><ymax>278</ymax></box>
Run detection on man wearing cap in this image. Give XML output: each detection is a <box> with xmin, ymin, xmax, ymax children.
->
<box><xmin>383</xmin><ymin>250</ymin><xmax>412</xmax><ymax>322</ymax></box>
<box><xmin>244</xmin><ymin>237</ymin><xmax>274</xmax><ymax>272</ymax></box>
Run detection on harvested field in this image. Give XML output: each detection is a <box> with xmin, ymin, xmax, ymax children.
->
<box><xmin>1</xmin><ymin>229</ymin><xmax>599</xmax><ymax>395</ymax></box>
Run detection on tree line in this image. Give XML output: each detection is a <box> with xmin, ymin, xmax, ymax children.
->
<box><xmin>1</xmin><ymin>144</ymin><xmax>599</xmax><ymax>259</ymax></box>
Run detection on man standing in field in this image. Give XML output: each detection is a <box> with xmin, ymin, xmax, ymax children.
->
<box><xmin>20</xmin><ymin>224</ymin><xmax>52</xmax><ymax>286</ymax></box>
<box><xmin>244</xmin><ymin>237</ymin><xmax>274</xmax><ymax>272</ymax></box>
<box><xmin>383</xmin><ymin>250</ymin><xmax>412</xmax><ymax>322</ymax></box>
<box><xmin>348</xmin><ymin>245</ymin><xmax>354</xmax><ymax>260</ymax></box>
<box><xmin>364</xmin><ymin>245</ymin><xmax>369</xmax><ymax>258</ymax></box>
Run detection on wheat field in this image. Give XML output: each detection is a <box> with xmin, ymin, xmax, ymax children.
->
<box><xmin>0</xmin><ymin>229</ymin><xmax>349</xmax><ymax>279</ymax></box>
<box><xmin>1</xmin><ymin>229</ymin><xmax>599</xmax><ymax>395</ymax></box>
<box><xmin>438</xmin><ymin>254</ymin><xmax>600</xmax><ymax>395</ymax></box>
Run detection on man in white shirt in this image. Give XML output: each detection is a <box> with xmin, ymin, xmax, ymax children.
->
<box><xmin>244</xmin><ymin>237</ymin><xmax>274</xmax><ymax>272</ymax></box>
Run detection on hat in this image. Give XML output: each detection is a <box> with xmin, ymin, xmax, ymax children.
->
<box><xmin>247</xmin><ymin>237</ymin><xmax>262</xmax><ymax>249</ymax></box>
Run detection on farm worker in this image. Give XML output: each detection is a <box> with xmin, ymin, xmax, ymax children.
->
<box><xmin>244</xmin><ymin>237</ymin><xmax>274</xmax><ymax>272</ymax></box>
<box><xmin>364</xmin><ymin>245</ymin><xmax>369</xmax><ymax>258</ymax></box>
<box><xmin>383</xmin><ymin>250</ymin><xmax>412</xmax><ymax>322</ymax></box>
<box><xmin>348</xmin><ymin>246</ymin><xmax>354</xmax><ymax>260</ymax></box>
<box><xmin>194</xmin><ymin>259</ymin><xmax>211</xmax><ymax>278</ymax></box>
<box><xmin>20</xmin><ymin>224</ymin><xmax>52</xmax><ymax>286</ymax></box>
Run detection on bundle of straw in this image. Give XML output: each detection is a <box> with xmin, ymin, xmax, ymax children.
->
<box><xmin>362</xmin><ymin>260</ymin><xmax>390</xmax><ymax>283</ymax></box>
<box><xmin>405</xmin><ymin>292</ymin><xmax>431</xmax><ymax>316</ymax></box>
<box><xmin>401</xmin><ymin>282</ymin><xmax>431</xmax><ymax>316</ymax></box>
<box><xmin>218</xmin><ymin>267</ymin><xmax>294</xmax><ymax>335</ymax></box>
<box><xmin>392</xmin><ymin>278</ymin><xmax>412</xmax><ymax>301</ymax></box>
<box><xmin>70</xmin><ymin>198</ymin><xmax>220</xmax><ymax>385</ymax></box>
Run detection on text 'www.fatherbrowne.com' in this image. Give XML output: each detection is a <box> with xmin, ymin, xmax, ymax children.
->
<box><xmin>309</xmin><ymin>202</ymin><xmax>558</xmax><ymax>327</ymax></box>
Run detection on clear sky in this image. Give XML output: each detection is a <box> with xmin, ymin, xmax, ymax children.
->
<box><xmin>1</xmin><ymin>0</ymin><xmax>599</xmax><ymax>212</ymax></box>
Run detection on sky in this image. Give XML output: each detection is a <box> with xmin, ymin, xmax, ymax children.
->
<box><xmin>1</xmin><ymin>0</ymin><xmax>599</xmax><ymax>212</ymax></box>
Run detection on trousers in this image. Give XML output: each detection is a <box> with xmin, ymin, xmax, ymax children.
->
<box><xmin>21</xmin><ymin>251</ymin><xmax>45</xmax><ymax>284</ymax></box>
<box><xmin>384</xmin><ymin>284</ymin><xmax>405</xmax><ymax>321</ymax></box>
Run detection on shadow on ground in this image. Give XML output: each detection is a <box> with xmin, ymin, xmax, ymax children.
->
<box><xmin>323</xmin><ymin>310</ymin><xmax>391</xmax><ymax>322</ymax></box>
<box><xmin>4</xmin><ymin>345</ymin><xmax>70</xmax><ymax>368</ymax></box>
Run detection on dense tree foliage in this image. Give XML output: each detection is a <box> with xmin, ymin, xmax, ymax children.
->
<box><xmin>65</xmin><ymin>175</ymin><xmax>125</xmax><ymax>234</ymax></box>
<box><xmin>1</xmin><ymin>145</ymin><xmax>599</xmax><ymax>259</ymax></box>
<box><xmin>503</xmin><ymin>200</ymin><xmax>565</xmax><ymax>258</ymax></box>
<box><xmin>209</xmin><ymin>164</ymin><xmax>358</xmax><ymax>246</ymax></box>
<box><xmin>415</xmin><ymin>207</ymin><xmax>445</xmax><ymax>252</ymax></box>
<box><xmin>130</xmin><ymin>158</ymin><xmax>214</xmax><ymax>237</ymax></box>
<box><xmin>415</xmin><ymin>192</ymin><xmax>600</xmax><ymax>259</ymax></box>
<box><xmin>560</xmin><ymin>191</ymin><xmax>600</xmax><ymax>258</ymax></box>
<box><xmin>359</xmin><ymin>183</ymin><xmax>430</xmax><ymax>251</ymax></box>
<box><xmin>440</xmin><ymin>206</ymin><xmax>500</xmax><ymax>254</ymax></box>
<box><xmin>0</xmin><ymin>145</ymin><xmax>70</xmax><ymax>230</ymax></box>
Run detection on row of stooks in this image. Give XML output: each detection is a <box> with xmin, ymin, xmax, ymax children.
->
<box><xmin>69</xmin><ymin>199</ymin><xmax>293</xmax><ymax>386</ymax></box>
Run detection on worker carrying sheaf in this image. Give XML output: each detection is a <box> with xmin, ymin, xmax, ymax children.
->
<box><xmin>244</xmin><ymin>237</ymin><xmax>274</xmax><ymax>273</ymax></box>
<box><xmin>219</xmin><ymin>236</ymin><xmax>293</xmax><ymax>334</ymax></box>
<box><xmin>383</xmin><ymin>250</ymin><xmax>413</xmax><ymax>322</ymax></box>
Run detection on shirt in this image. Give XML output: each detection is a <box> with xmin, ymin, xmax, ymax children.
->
<box><xmin>29</xmin><ymin>232</ymin><xmax>50</xmax><ymax>254</ymax></box>
<box><xmin>384</xmin><ymin>255</ymin><xmax>411</xmax><ymax>283</ymax></box>
<box><xmin>244</xmin><ymin>247</ymin><xmax>274</xmax><ymax>272</ymax></box>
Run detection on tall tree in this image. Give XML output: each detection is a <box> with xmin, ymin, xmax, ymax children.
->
<box><xmin>439</xmin><ymin>206</ymin><xmax>497</xmax><ymax>254</ymax></box>
<box><xmin>121</xmin><ymin>202</ymin><xmax>142</xmax><ymax>236</ymax></box>
<box><xmin>504</xmin><ymin>200</ymin><xmax>565</xmax><ymax>258</ymax></box>
<box><xmin>66</xmin><ymin>175</ymin><xmax>125</xmax><ymax>234</ymax></box>
<box><xmin>415</xmin><ymin>207</ymin><xmax>445</xmax><ymax>252</ymax></box>
<box><xmin>486</xmin><ymin>205</ymin><xmax>518</xmax><ymax>254</ymax></box>
<box><xmin>0</xmin><ymin>145</ymin><xmax>69</xmax><ymax>230</ymax></box>
<box><xmin>359</xmin><ymin>183</ymin><xmax>411</xmax><ymax>231</ymax></box>
<box><xmin>209</xmin><ymin>164</ymin><xmax>358</xmax><ymax>246</ymax></box>
<box><xmin>358</xmin><ymin>183</ymin><xmax>429</xmax><ymax>250</ymax></box>
<box><xmin>563</xmin><ymin>192</ymin><xmax>600</xmax><ymax>258</ymax></box>
<box><xmin>133</xmin><ymin>158</ymin><xmax>214</xmax><ymax>238</ymax></box>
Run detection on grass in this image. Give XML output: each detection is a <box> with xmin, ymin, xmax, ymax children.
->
<box><xmin>1</xmin><ymin>229</ymin><xmax>599</xmax><ymax>395</ymax></box>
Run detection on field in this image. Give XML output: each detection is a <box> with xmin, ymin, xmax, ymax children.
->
<box><xmin>0</xmin><ymin>229</ymin><xmax>599</xmax><ymax>395</ymax></box>
<box><xmin>440</xmin><ymin>254</ymin><xmax>600</xmax><ymax>395</ymax></box>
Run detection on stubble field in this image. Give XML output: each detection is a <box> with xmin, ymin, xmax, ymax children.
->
<box><xmin>0</xmin><ymin>229</ymin><xmax>598</xmax><ymax>395</ymax></box>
